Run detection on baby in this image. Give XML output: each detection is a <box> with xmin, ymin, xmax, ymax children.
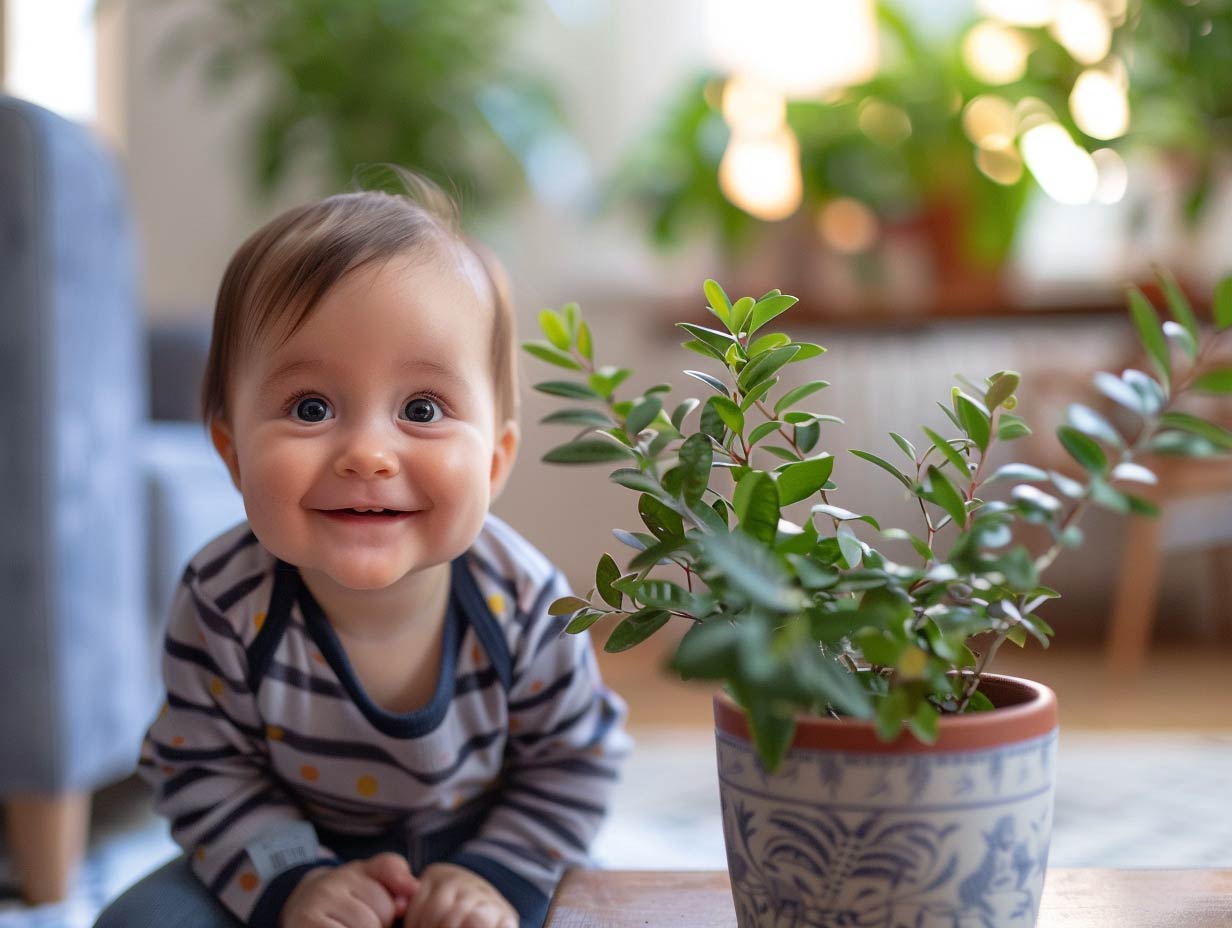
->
<box><xmin>94</xmin><ymin>181</ymin><xmax>630</xmax><ymax>928</ymax></box>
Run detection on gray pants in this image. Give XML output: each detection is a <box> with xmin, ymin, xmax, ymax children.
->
<box><xmin>93</xmin><ymin>856</ymin><xmax>242</xmax><ymax>928</ymax></box>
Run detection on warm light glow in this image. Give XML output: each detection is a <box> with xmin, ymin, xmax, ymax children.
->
<box><xmin>1092</xmin><ymin>148</ymin><xmax>1128</xmax><ymax>203</ymax></box>
<box><xmin>1014</xmin><ymin>97</ymin><xmax>1056</xmax><ymax>134</ymax></box>
<box><xmin>817</xmin><ymin>198</ymin><xmax>879</xmax><ymax>253</ymax></box>
<box><xmin>721</xmin><ymin>76</ymin><xmax>786</xmax><ymax>136</ymax></box>
<box><xmin>858</xmin><ymin>99</ymin><xmax>912</xmax><ymax>147</ymax></box>
<box><xmin>719</xmin><ymin>127</ymin><xmax>803</xmax><ymax>221</ymax></box>
<box><xmin>1097</xmin><ymin>0</ymin><xmax>1128</xmax><ymax>25</ymax></box>
<box><xmin>1070</xmin><ymin>68</ymin><xmax>1130</xmax><ymax>139</ymax></box>
<box><xmin>977</xmin><ymin>0</ymin><xmax>1057</xmax><ymax>27</ymax></box>
<box><xmin>963</xmin><ymin>21</ymin><xmax>1033</xmax><ymax>84</ymax></box>
<box><xmin>963</xmin><ymin>95</ymin><xmax>1017</xmax><ymax>149</ymax></box>
<box><xmin>706</xmin><ymin>0</ymin><xmax>879</xmax><ymax>98</ymax></box>
<box><xmin>1021</xmin><ymin>122</ymin><xmax>1098</xmax><ymax>204</ymax></box>
<box><xmin>1051</xmin><ymin>0</ymin><xmax>1112</xmax><ymax>64</ymax></box>
<box><xmin>976</xmin><ymin>146</ymin><xmax>1025</xmax><ymax>185</ymax></box>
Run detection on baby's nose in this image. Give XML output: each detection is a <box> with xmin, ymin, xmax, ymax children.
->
<box><xmin>334</xmin><ymin>430</ymin><xmax>401</xmax><ymax>479</ymax></box>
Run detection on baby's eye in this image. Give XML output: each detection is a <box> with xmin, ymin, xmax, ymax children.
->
<box><xmin>402</xmin><ymin>396</ymin><xmax>443</xmax><ymax>424</ymax></box>
<box><xmin>291</xmin><ymin>396</ymin><xmax>332</xmax><ymax>423</ymax></box>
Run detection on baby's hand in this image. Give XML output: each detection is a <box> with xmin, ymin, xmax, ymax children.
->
<box><xmin>402</xmin><ymin>862</ymin><xmax>518</xmax><ymax>928</ymax></box>
<box><xmin>280</xmin><ymin>852</ymin><xmax>419</xmax><ymax>928</ymax></box>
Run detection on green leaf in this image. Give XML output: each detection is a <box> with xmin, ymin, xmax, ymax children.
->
<box><xmin>882</xmin><ymin>527</ymin><xmax>933</xmax><ymax>561</ymax></box>
<box><xmin>682</xmin><ymin>338</ymin><xmax>727</xmax><ymax>363</ymax></box>
<box><xmin>700</xmin><ymin>531</ymin><xmax>804</xmax><ymax>613</ymax></box>
<box><xmin>748</xmin><ymin>332</ymin><xmax>791</xmax><ymax>356</ymax></box>
<box><xmin>1215</xmin><ymin>274</ymin><xmax>1232</xmax><ymax>330</ymax></box>
<box><xmin>609</xmin><ymin>468</ymin><xmax>670</xmax><ymax>498</ymax></box>
<box><xmin>523</xmin><ymin>341</ymin><xmax>582</xmax><ymax>371</ymax></box>
<box><xmin>987</xmin><ymin>463</ymin><xmax>1048</xmax><ymax>483</ymax></box>
<box><xmin>638</xmin><ymin>493</ymin><xmax>685</xmax><ymax>541</ymax></box>
<box><xmin>1056</xmin><ymin>425</ymin><xmax>1108</xmax><ymax>474</ymax></box>
<box><xmin>795</xmin><ymin>421</ymin><xmax>821</xmax><ymax>453</ymax></box>
<box><xmin>1149</xmin><ymin>431</ymin><xmax>1221</xmax><ymax>457</ymax></box>
<box><xmin>543</xmin><ymin>439</ymin><xmax>636</xmax><ymax>464</ymax></box>
<box><xmin>561</xmin><ymin>302</ymin><xmax>580</xmax><ymax>338</ymax></box>
<box><xmin>730</xmin><ymin>296</ymin><xmax>756</xmax><ymax>334</ymax></box>
<box><xmin>604</xmin><ymin>609</ymin><xmax>671</xmax><ymax>652</ymax></box>
<box><xmin>836</xmin><ymin>522</ymin><xmax>864</xmax><ymax>568</ymax></box>
<box><xmin>954</xmin><ymin>392</ymin><xmax>992</xmax><ymax>452</ymax></box>
<box><xmin>704</xmin><ymin>279</ymin><xmax>733</xmax><ymax>327</ymax></box>
<box><xmin>1159</xmin><ymin>269</ymin><xmax>1200</xmax><ymax>344</ymax></box>
<box><xmin>1192</xmin><ymin>368</ymin><xmax>1232</xmax><ymax>394</ymax></box>
<box><xmin>626</xmin><ymin>397</ymin><xmax>663</xmax><ymax>436</ymax></box>
<box><xmin>576</xmin><ymin>319</ymin><xmax>593</xmax><ymax>361</ymax></box>
<box><xmin>534</xmin><ymin>380</ymin><xmax>602</xmax><ymax>400</ymax></box>
<box><xmin>699</xmin><ymin>399</ymin><xmax>728</xmax><ymax>442</ymax></box>
<box><xmin>595</xmin><ymin>554</ymin><xmax>622</xmax><ymax>609</ymax></box>
<box><xmin>548</xmin><ymin>596</ymin><xmax>590</xmax><ymax>616</ymax></box>
<box><xmin>811</xmin><ymin>504</ymin><xmax>881</xmax><ymax>530</ymax></box>
<box><xmin>678</xmin><ymin>433</ymin><xmax>713</xmax><ymax>506</ymax></box>
<box><xmin>1158</xmin><ymin>411</ymin><xmax>1232</xmax><ymax>449</ymax></box>
<box><xmin>671</xmin><ymin>398</ymin><xmax>700</xmax><ymax>429</ymax></box>
<box><xmin>709</xmin><ymin>395</ymin><xmax>745</xmax><ymax>435</ymax></box>
<box><xmin>540</xmin><ymin>408</ymin><xmax>614</xmax><ymax>429</ymax></box>
<box><xmin>739</xmin><ymin>378</ymin><xmax>778</xmax><ymax>411</ymax></box>
<box><xmin>589</xmin><ymin>367</ymin><xmax>631</xmax><ymax>399</ymax></box>
<box><xmin>748</xmin><ymin>420</ymin><xmax>784</xmax><ymax>447</ymax></box>
<box><xmin>565</xmin><ymin>610</ymin><xmax>603</xmax><ymax>634</ymax></box>
<box><xmin>737</xmin><ymin>345</ymin><xmax>800</xmax><ymax>393</ymax></box>
<box><xmin>731</xmin><ymin>682</ymin><xmax>797</xmax><ymax>773</ymax></box>
<box><xmin>684</xmin><ymin>369</ymin><xmax>730</xmax><ymax>397</ymax></box>
<box><xmin>984</xmin><ymin>371</ymin><xmax>1020</xmax><ymax>411</ymax></box>
<box><xmin>774</xmin><ymin>380</ymin><xmax>830</xmax><ymax>416</ymax></box>
<box><xmin>671</xmin><ymin>620</ymin><xmax>741</xmax><ymax>681</ymax></box>
<box><xmin>925</xmin><ymin>466</ymin><xmax>968</xmax><ymax>528</ymax></box>
<box><xmin>733</xmin><ymin>472</ymin><xmax>780</xmax><ymax>545</ymax></box>
<box><xmin>538</xmin><ymin>309</ymin><xmax>570</xmax><ymax>351</ymax></box>
<box><xmin>628</xmin><ymin>579</ymin><xmax>692</xmax><ymax>611</ymax></box>
<box><xmin>628</xmin><ymin>538</ymin><xmax>686</xmax><ymax>571</ymax></box>
<box><xmin>997</xmin><ymin>413</ymin><xmax>1033</xmax><ymax>441</ymax></box>
<box><xmin>1093</xmin><ymin>372</ymin><xmax>1147</xmax><ymax>415</ymax></box>
<box><xmin>764</xmin><ymin>445</ymin><xmax>803</xmax><ymax>463</ymax></box>
<box><xmin>747</xmin><ymin>294</ymin><xmax>799</xmax><ymax>336</ymax></box>
<box><xmin>923</xmin><ymin>427</ymin><xmax>970</xmax><ymax>474</ymax></box>
<box><xmin>677</xmin><ymin>323</ymin><xmax>737</xmax><ymax>358</ymax></box>
<box><xmin>850</xmin><ymin>449</ymin><xmax>913</xmax><ymax>490</ymax></box>
<box><xmin>1065</xmin><ymin>404</ymin><xmax>1124</xmax><ymax>447</ymax></box>
<box><xmin>889</xmin><ymin>431</ymin><xmax>916</xmax><ymax>460</ymax></box>
<box><xmin>1162</xmin><ymin>321</ymin><xmax>1198</xmax><ymax>362</ymax></box>
<box><xmin>1127</xmin><ymin>288</ymin><xmax>1171</xmax><ymax>384</ymax></box>
<box><xmin>777</xmin><ymin>455</ymin><xmax>836</xmax><ymax>505</ymax></box>
<box><xmin>790</xmin><ymin>342</ymin><xmax>826</xmax><ymax>361</ymax></box>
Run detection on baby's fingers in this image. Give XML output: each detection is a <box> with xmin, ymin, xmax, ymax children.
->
<box><xmin>361</xmin><ymin>852</ymin><xmax>419</xmax><ymax>898</ymax></box>
<box><xmin>455</xmin><ymin>901</ymin><xmax>517</xmax><ymax>928</ymax></box>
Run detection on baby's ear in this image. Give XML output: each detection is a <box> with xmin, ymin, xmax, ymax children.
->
<box><xmin>489</xmin><ymin>419</ymin><xmax>520</xmax><ymax>501</ymax></box>
<box><xmin>209</xmin><ymin>419</ymin><xmax>242</xmax><ymax>490</ymax></box>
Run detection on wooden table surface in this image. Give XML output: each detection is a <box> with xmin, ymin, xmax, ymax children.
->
<box><xmin>545</xmin><ymin>869</ymin><xmax>1232</xmax><ymax>927</ymax></box>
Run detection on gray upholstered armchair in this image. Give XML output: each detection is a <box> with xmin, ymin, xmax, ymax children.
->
<box><xmin>0</xmin><ymin>96</ymin><xmax>244</xmax><ymax>904</ymax></box>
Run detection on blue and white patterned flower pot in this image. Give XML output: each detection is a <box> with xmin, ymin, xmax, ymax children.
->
<box><xmin>714</xmin><ymin>675</ymin><xmax>1058</xmax><ymax>928</ymax></box>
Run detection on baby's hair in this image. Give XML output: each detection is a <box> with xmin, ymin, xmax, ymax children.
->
<box><xmin>201</xmin><ymin>169</ymin><xmax>517</xmax><ymax>426</ymax></box>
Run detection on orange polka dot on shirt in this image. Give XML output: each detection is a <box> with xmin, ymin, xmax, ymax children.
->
<box><xmin>356</xmin><ymin>775</ymin><xmax>379</xmax><ymax>797</ymax></box>
<box><xmin>301</xmin><ymin>765</ymin><xmax>319</xmax><ymax>782</ymax></box>
<box><xmin>253</xmin><ymin>611</ymin><xmax>266</xmax><ymax>632</ymax></box>
<box><xmin>266</xmin><ymin>725</ymin><xmax>284</xmax><ymax>741</ymax></box>
<box><xmin>209</xmin><ymin>677</ymin><xmax>224</xmax><ymax>698</ymax></box>
<box><xmin>486</xmin><ymin>593</ymin><xmax>506</xmax><ymax>616</ymax></box>
<box><xmin>238</xmin><ymin>872</ymin><xmax>259</xmax><ymax>892</ymax></box>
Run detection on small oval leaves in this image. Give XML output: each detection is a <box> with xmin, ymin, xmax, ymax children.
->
<box><xmin>1066</xmin><ymin>404</ymin><xmax>1124</xmax><ymax>447</ymax></box>
<box><xmin>543</xmin><ymin>439</ymin><xmax>636</xmax><ymax>464</ymax></box>
<box><xmin>684</xmin><ymin>369</ymin><xmax>731</xmax><ymax>397</ymax></box>
<box><xmin>1056</xmin><ymin>425</ymin><xmax>1108</xmax><ymax>474</ymax></box>
<box><xmin>925</xmin><ymin>465</ymin><xmax>968</xmax><ymax>529</ymax></box>
<box><xmin>1215</xmin><ymin>274</ymin><xmax>1232</xmax><ymax>331</ymax></box>
<box><xmin>984</xmin><ymin>371</ymin><xmax>1020</xmax><ymax>411</ymax></box>
<box><xmin>595</xmin><ymin>553</ymin><xmax>623</xmax><ymax>609</ymax></box>
<box><xmin>774</xmin><ymin>380</ymin><xmax>830</xmax><ymax>416</ymax></box>
<box><xmin>703</xmin><ymin>279</ymin><xmax>732</xmax><ymax>325</ymax></box>
<box><xmin>548</xmin><ymin>596</ymin><xmax>590</xmax><ymax>616</ymax></box>
<box><xmin>777</xmin><ymin>455</ymin><xmax>836</xmax><ymax>505</ymax></box>
<box><xmin>625</xmin><ymin>397</ymin><xmax>663</xmax><ymax>436</ymax></box>
<box><xmin>535</xmin><ymin>380</ymin><xmax>602</xmax><ymax>400</ymax></box>
<box><xmin>954</xmin><ymin>392</ymin><xmax>991</xmax><ymax>453</ymax></box>
<box><xmin>604</xmin><ymin>609</ymin><xmax>672</xmax><ymax>653</ymax></box>
<box><xmin>1127</xmin><ymin>287</ymin><xmax>1171</xmax><ymax>384</ymax></box>
<box><xmin>747</xmin><ymin>293</ymin><xmax>799</xmax><ymax>337</ymax></box>
<box><xmin>538</xmin><ymin>309</ymin><xmax>570</xmax><ymax>350</ymax></box>
<box><xmin>1192</xmin><ymin>367</ymin><xmax>1232</xmax><ymax>394</ymax></box>
<box><xmin>678</xmin><ymin>433</ymin><xmax>713</xmax><ymax>506</ymax></box>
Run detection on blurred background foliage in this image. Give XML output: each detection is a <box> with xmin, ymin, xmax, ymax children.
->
<box><xmin>610</xmin><ymin>0</ymin><xmax>1232</xmax><ymax>273</ymax></box>
<box><xmin>156</xmin><ymin>0</ymin><xmax>569</xmax><ymax>212</ymax></box>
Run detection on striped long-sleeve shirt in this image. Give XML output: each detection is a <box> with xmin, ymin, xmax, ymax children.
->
<box><xmin>138</xmin><ymin>514</ymin><xmax>630</xmax><ymax>927</ymax></box>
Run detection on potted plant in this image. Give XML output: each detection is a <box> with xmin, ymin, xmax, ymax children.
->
<box><xmin>523</xmin><ymin>271</ymin><xmax>1231</xmax><ymax>926</ymax></box>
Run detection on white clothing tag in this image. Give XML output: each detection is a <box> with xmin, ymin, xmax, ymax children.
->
<box><xmin>246</xmin><ymin>821</ymin><xmax>321</xmax><ymax>880</ymax></box>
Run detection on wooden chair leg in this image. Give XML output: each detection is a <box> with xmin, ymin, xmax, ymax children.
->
<box><xmin>3</xmin><ymin>792</ymin><xmax>90</xmax><ymax>905</ymax></box>
<box><xmin>1106</xmin><ymin>514</ymin><xmax>1165</xmax><ymax>676</ymax></box>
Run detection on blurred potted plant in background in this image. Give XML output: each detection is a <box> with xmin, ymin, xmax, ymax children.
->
<box><xmin>611</xmin><ymin>0</ymin><xmax>1232</xmax><ymax>310</ymax></box>
<box><xmin>155</xmin><ymin>0</ymin><xmax>570</xmax><ymax>210</ymax></box>
<box><xmin>524</xmin><ymin>271</ymin><xmax>1231</xmax><ymax>925</ymax></box>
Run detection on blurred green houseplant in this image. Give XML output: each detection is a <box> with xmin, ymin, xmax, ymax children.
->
<box><xmin>614</xmin><ymin>0</ymin><xmax>1232</xmax><ymax>271</ymax></box>
<box><xmin>525</xmin><ymin>272</ymin><xmax>1232</xmax><ymax>769</ymax></box>
<box><xmin>157</xmin><ymin>0</ymin><xmax>564</xmax><ymax>209</ymax></box>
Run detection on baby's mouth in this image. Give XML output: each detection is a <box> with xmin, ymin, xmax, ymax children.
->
<box><xmin>319</xmin><ymin>507</ymin><xmax>414</xmax><ymax>522</ymax></box>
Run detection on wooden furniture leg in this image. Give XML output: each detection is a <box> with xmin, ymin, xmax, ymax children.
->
<box><xmin>3</xmin><ymin>792</ymin><xmax>90</xmax><ymax>904</ymax></box>
<box><xmin>1106</xmin><ymin>514</ymin><xmax>1165</xmax><ymax>676</ymax></box>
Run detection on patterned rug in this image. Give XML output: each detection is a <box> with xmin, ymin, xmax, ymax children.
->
<box><xmin>2</xmin><ymin>731</ymin><xmax>1230</xmax><ymax>927</ymax></box>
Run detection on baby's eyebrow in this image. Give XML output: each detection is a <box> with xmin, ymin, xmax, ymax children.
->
<box><xmin>259</xmin><ymin>357</ymin><xmax>470</xmax><ymax>394</ymax></box>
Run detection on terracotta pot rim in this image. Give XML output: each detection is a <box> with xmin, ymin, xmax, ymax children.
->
<box><xmin>713</xmin><ymin>673</ymin><xmax>1058</xmax><ymax>755</ymax></box>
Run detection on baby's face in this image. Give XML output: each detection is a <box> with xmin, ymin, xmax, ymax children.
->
<box><xmin>213</xmin><ymin>251</ymin><xmax>517</xmax><ymax>593</ymax></box>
